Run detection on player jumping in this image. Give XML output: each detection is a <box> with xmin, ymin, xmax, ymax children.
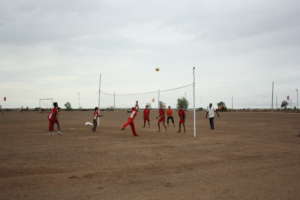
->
<box><xmin>121</xmin><ymin>101</ymin><xmax>139</xmax><ymax>136</ymax></box>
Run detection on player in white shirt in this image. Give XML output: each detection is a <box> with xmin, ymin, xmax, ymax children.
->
<box><xmin>206</xmin><ymin>103</ymin><xmax>219</xmax><ymax>130</ymax></box>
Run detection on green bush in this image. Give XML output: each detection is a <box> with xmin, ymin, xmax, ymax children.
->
<box><xmin>177</xmin><ymin>97</ymin><xmax>189</xmax><ymax>109</ymax></box>
<box><xmin>64</xmin><ymin>102</ymin><xmax>72</xmax><ymax>111</ymax></box>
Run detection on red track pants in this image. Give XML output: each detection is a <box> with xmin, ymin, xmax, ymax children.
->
<box><xmin>122</xmin><ymin>118</ymin><xmax>138</xmax><ymax>136</ymax></box>
<box><xmin>49</xmin><ymin>119</ymin><xmax>60</xmax><ymax>132</ymax></box>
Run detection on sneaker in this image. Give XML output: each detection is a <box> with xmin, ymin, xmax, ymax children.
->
<box><xmin>57</xmin><ymin>131</ymin><xmax>63</xmax><ymax>136</ymax></box>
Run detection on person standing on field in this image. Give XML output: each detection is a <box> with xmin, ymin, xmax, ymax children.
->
<box><xmin>48</xmin><ymin>102</ymin><xmax>62</xmax><ymax>136</ymax></box>
<box><xmin>177</xmin><ymin>106</ymin><xmax>186</xmax><ymax>133</ymax></box>
<box><xmin>166</xmin><ymin>106</ymin><xmax>175</xmax><ymax>128</ymax></box>
<box><xmin>206</xmin><ymin>103</ymin><xmax>219</xmax><ymax>130</ymax></box>
<box><xmin>92</xmin><ymin>107</ymin><xmax>101</xmax><ymax>132</ymax></box>
<box><xmin>143</xmin><ymin>105</ymin><xmax>151</xmax><ymax>128</ymax></box>
<box><xmin>157</xmin><ymin>102</ymin><xmax>167</xmax><ymax>132</ymax></box>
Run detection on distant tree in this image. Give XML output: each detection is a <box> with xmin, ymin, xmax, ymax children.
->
<box><xmin>217</xmin><ymin>101</ymin><xmax>227</xmax><ymax>112</ymax></box>
<box><xmin>159</xmin><ymin>101</ymin><xmax>166</xmax><ymax>109</ymax></box>
<box><xmin>177</xmin><ymin>97</ymin><xmax>189</xmax><ymax>109</ymax></box>
<box><xmin>197</xmin><ymin>107</ymin><xmax>204</xmax><ymax>111</ymax></box>
<box><xmin>146</xmin><ymin>103</ymin><xmax>152</xmax><ymax>108</ymax></box>
<box><xmin>281</xmin><ymin>100</ymin><xmax>288</xmax><ymax>109</ymax></box>
<box><xmin>64</xmin><ymin>102</ymin><xmax>72</xmax><ymax>111</ymax></box>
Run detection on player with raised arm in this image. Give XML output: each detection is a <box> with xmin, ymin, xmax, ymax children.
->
<box><xmin>121</xmin><ymin>101</ymin><xmax>139</xmax><ymax>136</ymax></box>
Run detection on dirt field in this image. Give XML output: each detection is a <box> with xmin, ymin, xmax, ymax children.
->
<box><xmin>0</xmin><ymin>110</ymin><xmax>299</xmax><ymax>200</ymax></box>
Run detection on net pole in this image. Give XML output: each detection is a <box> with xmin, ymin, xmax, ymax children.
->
<box><xmin>193</xmin><ymin>67</ymin><xmax>196</xmax><ymax>137</ymax></box>
<box><xmin>78</xmin><ymin>92</ymin><xmax>81</xmax><ymax>109</ymax></box>
<box><xmin>157</xmin><ymin>89</ymin><xmax>160</xmax><ymax>109</ymax></box>
<box><xmin>271</xmin><ymin>81</ymin><xmax>274</xmax><ymax>110</ymax></box>
<box><xmin>39</xmin><ymin>99</ymin><xmax>41</xmax><ymax>112</ymax></box>
<box><xmin>113</xmin><ymin>92</ymin><xmax>116</xmax><ymax>109</ymax></box>
<box><xmin>98</xmin><ymin>73</ymin><xmax>102</xmax><ymax>127</ymax></box>
<box><xmin>296</xmin><ymin>88</ymin><xmax>299</xmax><ymax>109</ymax></box>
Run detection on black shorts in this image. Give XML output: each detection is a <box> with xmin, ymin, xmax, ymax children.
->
<box><xmin>167</xmin><ymin>116</ymin><xmax>174</xmax><ymax>124</ymax></box>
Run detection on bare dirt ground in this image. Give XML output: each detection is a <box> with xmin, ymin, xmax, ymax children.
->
<box><xmin>0</xmin><ymin>110</ymin><xmax>300</xmax><ymax>200</ymax></box>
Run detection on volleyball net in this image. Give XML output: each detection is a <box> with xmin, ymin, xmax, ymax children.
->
<box><xmin>99</xmin><ymin>83</ymin><xmax>194</xmax><ymax>110</ymax></box>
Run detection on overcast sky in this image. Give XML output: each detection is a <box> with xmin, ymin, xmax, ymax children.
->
<box><xmin>0</xmin><ymin>0</ymin><xmax>299</xmax><ymax>109</ymax></box>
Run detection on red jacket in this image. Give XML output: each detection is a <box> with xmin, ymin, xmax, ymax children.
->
<box><xmin>178</xmin><ymin>109</ymin><xmax>186</xmax><ymax>121</ymax></box>
<box><xmin>48</xmin><ymin>108</ymin><xmax>58</xmax><ymax>121</ymax></box>
<box><xmin>129</xmin><ymin>107</ymin><xmax>138</xmax><ymax>120</ymax></box>
<box><xmin>159</xmin><ymin>108</ymin><xmax>165</xmax><ymax>119</ymax></box>
<box><xmin>143</xmin><ymin>109</ymin><xmax>150</xmax><ymax>119</ymax></box>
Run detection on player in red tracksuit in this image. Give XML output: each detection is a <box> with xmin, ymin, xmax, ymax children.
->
<box><xmin>48</xmin><ymin>102</ymin><xmax>62</xmax><ymax>136</ymax></box>
<box><xmin>157</xmin><ymin>105</ymin><xmax>167</xmax><ymax>132</ymax></box>
<box><xmin>178</xmin><ymin>107</ymin><xmax>186</xmax><ymax>133</ymax></box>
<box><xmin>143</xmin><ymin>105</ymin><xmax>150</xmax><ymax>128</ymax></box>
<box><xmin>121</xmin><ymin>102</ymin><xmax>139</xmax><ymax>136</ymax></box>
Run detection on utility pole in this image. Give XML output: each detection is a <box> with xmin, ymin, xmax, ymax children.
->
<box><xmin>78</xmin><ymin>92</ymin><xmax>81</xmax><ymax>109</ymax></box>
<box><xmin>271</xmin><ymin>81</ymin><xmax>274</xmax><ymax>110</ymax></box>
<box><xmin>113</xmin><ymin>92</ymin><xmax>116</xmax><ymax>109</ymax></box>
<box><xmin>193</xmin><ymin>67</ymin><xmax>196</xmax><ymax>138</ymax></box>
<box><xmin>98</xmin><ymin>73</ymin><xmax>102</xmax><ymax>127</ymax></box>
<box><xmin>157</xmin><ymin>90</ymin><xmax>160</xmax><ymax>109</ymax></box>
<box><xmin>98</xmin><ymin>73</ymin><xmax>102</xmax><ymax>109</ymax></box>
<box><xmin>296</xmin><ymin>88</ymin><xmax>299</xmax><ymax>109</ymax></box>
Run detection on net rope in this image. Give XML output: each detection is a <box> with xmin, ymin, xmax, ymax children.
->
<box><xmin>100</xmin><ymin>83</ymin><xmax>193</xmax><ymax>97</ymax></box>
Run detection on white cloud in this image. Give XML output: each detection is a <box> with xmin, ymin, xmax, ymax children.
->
<box><xmin>0</xmin><ymin>0</ymin><xmax>299</xmax><ymax>108</ymax></box>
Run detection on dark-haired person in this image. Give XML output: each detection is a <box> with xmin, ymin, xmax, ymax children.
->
<box><xmin>92</xmin><ymin>107</ymin><xmax>102</xmax><ymax>132</ymax></box>
<box><xmin>48</xmin><ymin>102</ymin><xmax>62</xmax><ymax>136</ymax></box>
<box><xmin>166</xmin><ymin>106</ymin><xmax>175</xmax><ymax>128</ymax></box>
<box><xmin>143</xmin><ymin>105</ymin><xmax>151</xmax><ymax>128</ymax></box>
<box><xmin>206</xmin><ymin>103</ymin><xmax>219</xmax><ymax>130</ymax></box>
<box><xmin>177</xmin><ymin>106</ymin><xmax>186</xmax><ymax>133</ymax></box>
<box><xmin>121</xmin><ymin>102</ymin><xmax>139</xmax><ymax>136</ymax></box>
<box><xmin>157</xmin><ymin>104</ymin><xmax>167</xmax><ymax>132</ymax></box>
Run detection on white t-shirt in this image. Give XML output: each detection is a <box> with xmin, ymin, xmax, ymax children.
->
<box><xmin>207</xmin><ymin>106</ymin><xmax>215</xmax><ymax>118</ymax></box>
<box><xmin>130</xmin><ymin>110</ymin><xmax>137</xmax><ymax>119</ymax></box>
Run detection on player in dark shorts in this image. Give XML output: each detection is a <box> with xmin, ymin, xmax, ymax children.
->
<box><xmin>166</xmin><ymin>106</ymin><xmax>175</xmax><ymax>127</ymax></box>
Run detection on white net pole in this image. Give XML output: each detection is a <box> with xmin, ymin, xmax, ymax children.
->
<box><xmin>114</xmin><ymin>92</ymin><xmax>116</xmax><ymax>109</ymax></box>
<box><xmin>98</xmin><ymin>73</ymin><xmax>102</xmax><ymax>127</ymax></box>
<box><xmin>158</xmin><ymin>90</ymin><xmax>160</xmax><ymax>109</ymax></box>
<box><xmin>193</xmin><ymin>67</ymin><xmax>196</xmax><ymax>137</ymax></box>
